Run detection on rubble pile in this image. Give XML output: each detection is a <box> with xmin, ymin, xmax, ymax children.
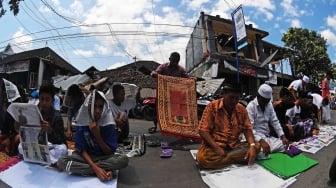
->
<box><xmin>102</xmin><ymin>68</ymin><xmax>156</xmax><ymax>89</ymax></box>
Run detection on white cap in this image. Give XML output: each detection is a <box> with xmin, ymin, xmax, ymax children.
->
<box><xmin>302</xmin><ymin>75</ymin><xmax>309</xmax><ymax>83</ymax></box>
<box><xmin>258</xmin><ymin>84</ymin><xmax>273</xmax><ymax>99</ymax></box>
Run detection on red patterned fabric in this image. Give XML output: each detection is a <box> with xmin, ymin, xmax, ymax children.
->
<box><xmin>157</xmin><ymin>74</ymin><xmax>200</xmax><ymax>139</ymax></box>
<box><xmin>0</xmin><ymin>152</ymin><xmax>21</xmax><ymax>172</ymax></box>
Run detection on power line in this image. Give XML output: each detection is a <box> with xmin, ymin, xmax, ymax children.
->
<box><xmin>229</xmin><ymin>0</ymin><xmax>237</xmax><ymax>9</ymax></box>
<box><xmin>0</xmin><ymin>22</ymin><xmax>198</xmax><ymax>45</ymax></box>
<box><xmin>223</xmin><ymin>0</ymin><xmax>235</xmax><ymax>12</ymax></box>
<box><xmin>32</xmin><ymin>1</ymin><xmax>96</xmax><ymax>66</ymax></box>
<box><xmin>1</xmin><ymin>30</ymin><xmax>206</xmax><ymax>49</ymax></box>
<box><xmin>23</xmin><ymin>1</ymin><xmax>70</xmax><ymax>61</ymax></box>
<box><xmin>106</xmin><ymin>23</ymin><xmax>133</xmax><ymax>59</ymax></box>
<box><xmin>14</xmin><ymin>16</ymin><xmax>33</xmax><ymax>34</ymax></box>
<box><xmin>139</xmin><ymin>24</ymin><xmax>155</xmax><ymax>60</ymax></box>
<box><xmin>40</xmin><ymin>0</ymin><xmax>81</xmax><ymax>25</ymax></box>
<box><xmin>151</xmin><ymin>0</ymin><xmax>164</xmax><ymax>62</ymax></box>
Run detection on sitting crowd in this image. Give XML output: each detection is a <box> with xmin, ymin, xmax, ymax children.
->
<box><xmin>0</xmin><ymin>81</ymin><xmax>132</xmax><ymax>182</ymax></box>
<box><xmin>197</xmin><ymin>82</ymin><xmax>326</xmax><ymax>169</ymax></box>
<box><xmin>0</xmin><ymin>75</ymin><xmax>333</xmax><ymax>183</ymax></box>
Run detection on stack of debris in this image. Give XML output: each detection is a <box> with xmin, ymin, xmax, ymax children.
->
<box><xmin>99</xmin><ymin>68</ymin><xmax>157</xmax><ymax>89</ymax></box>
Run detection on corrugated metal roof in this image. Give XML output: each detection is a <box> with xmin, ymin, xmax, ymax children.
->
<box><xmin>196</xmin><ymin>78</ymin><xmax>225</xmax><ymax>96</ymax></box>
<box><xmin>54</xmin><ymin>74</ymin><xmax>90</xmax><ymax>91</ymax></box>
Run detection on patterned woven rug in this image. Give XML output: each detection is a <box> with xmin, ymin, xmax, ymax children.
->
<box><xmin>157</xmin><ymin>74</ymin><xmax>200</xmax><ymax>139</ymax></box>
<box><xmin>0</xmin><ymin>152</ymin><xmax>21</xmax><ymax>172</ymax></box>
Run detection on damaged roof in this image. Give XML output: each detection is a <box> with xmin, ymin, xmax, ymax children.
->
<box><xmin>97</xmin><ymin>61</ymin><xmax>160</xmax><ymax>89</ymax></box>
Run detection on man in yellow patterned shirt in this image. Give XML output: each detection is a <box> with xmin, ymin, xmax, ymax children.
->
<box><xmin>196</xmin><ymin>83</ymin><xmax>259</xmax><ymax>169</ymax></box>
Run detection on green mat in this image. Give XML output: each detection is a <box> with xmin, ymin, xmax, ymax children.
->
<box><xmin>257</xmin><ymin>152</ymin><xmax>319</xmax><ymax>179</ymax></box>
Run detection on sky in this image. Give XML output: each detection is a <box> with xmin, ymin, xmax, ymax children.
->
<box><xmin>0</xmin><ymin>0</ymin><xmax>336</xmax><ymax>73</ymax></box>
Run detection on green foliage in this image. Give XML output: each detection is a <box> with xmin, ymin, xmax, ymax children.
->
<box><xmin>0</xmin><ymin>0</ymin><xmax>24</xmax><ymax>18</ymax></box>
<box><xmin>281</xmin><ymin>27</ymin><xmax>331</xmax><ymax>84</ymax></box>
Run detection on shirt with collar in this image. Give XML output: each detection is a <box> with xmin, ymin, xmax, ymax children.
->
<box><xmin>288</xmin><ymin>79</ymin><xmax>303</xmax><ymax>91</ymax></box>
<box><xmin>285</xmin><ymin>105</ymin><xmax>301</xmax><ymax>124</ymax></box>
<box><xmin>246</xmin><ymin>98</ymin><xmax>284</xmax><ymax>142</ymax></box>
<box><xmin>198</xmin><ymin>98</ymin><xmax>252</xmax><ymax>149</ymax></box>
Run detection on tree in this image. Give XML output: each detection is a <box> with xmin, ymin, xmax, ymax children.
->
<box><xmin>281</xmin><ymin>27</ymin><xmax>331</xmax><ymax>85</ymax></box>
<box><xmin>0</xmin><ymin>0</ymin><xmax>24</xmax><ymax>18</ymax></box>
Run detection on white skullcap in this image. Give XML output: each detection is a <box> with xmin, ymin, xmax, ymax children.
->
<box><xmin>258</xmin><ymin>84</ymin><xmax>273</xmax><ymax>99</ymax></box>
<box><xmin>302</xmin><ymin>75</ymin><xmax>309</xmax><ymax>83</ymax></box>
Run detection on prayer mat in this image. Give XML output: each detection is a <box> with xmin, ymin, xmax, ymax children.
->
<box><xmin>0</xmin><ymin>161</ymin><xmax>117</xmax><ymax>188</ymax></box>
<box><xmin>0</xmin><ymin>152</ymin><xmax>21</xmax><ymax>172</ymax></box>
<box><xmin>189</xmin><ymin>150</ymin><xmax>296</xmax><ymax>188</ymax></box>
<box><xmin>258</xmin><ymin>152</ymin><xmax>318</xmax><ymax>179</ymax></box>
<box><xmin>157</xmin><ymin>74</ymin><xmax>200</xmax><ymax>139</ymax></box>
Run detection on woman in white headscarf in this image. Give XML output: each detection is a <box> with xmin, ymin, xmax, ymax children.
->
<box><xmin>57</xmin><ymin>90</ymin><xmax>128</xmax><ymax>182</ymax></box>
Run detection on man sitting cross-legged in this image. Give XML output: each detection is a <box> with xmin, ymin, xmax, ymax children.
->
<box><xmin>196</xmin><ymin>83</ymin><xmax>260</xmax><ymax>169</ymax></box>
<box><xmin>246</xmin><ymin>84</ymin><xmax>289</xmax><ymax>159</ymax></box>
<box><xmin>58</xmin><ymin>90</ymin><xmax>128</xmax><ymax>182</ymax></box>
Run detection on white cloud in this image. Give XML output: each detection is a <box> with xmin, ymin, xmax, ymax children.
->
<box><xmin>77</xmin><ymin>0</ymin><xmax>192</xmax><ymax>67</ymax></box>
<box><xmin>327</xmin><ymin>15</ymin><xmax>336</xmax><ymax>31</ymax></box>
<box><xmin>50</xmin><ymin>0</ymin><xmax>60</xmax><ymax>6</ymax></box>
<box><xmin>244</xmin><ymin>0</ymin><xmax>275</xmax><ymax>21</ymax></box>
<box><xmin>39</xmin><ymin>5</ymin><xmax>51</xmax><ymax>13</ymax></box>
<box><xmin>12</xmin><ymin>28</ymin><xmax>33</xmax><ymax>52</ymax></box>
<box><xmin>281</xmin><ymin>0</ymin><xmax>299</xmax><ymax>17</ymax></box>
<box><xmin>182</xmin><ymin>0</ymin><xmax>210</xmax><ymax>10</ymax></box>
<box><xmin>243</xmin><ymin>0</ymin><xmax>275</xmax><ymax>10</ymax></box>
<box><xmin>69</xmin><ymin>0</ymin><xmax>84</xmax><ymax>17</ymax></box>
<box><xmin>208</xmin><ymin>0</ymin><xmax>275</xmax><ymax>23</ymax></box>
<box><xmin>30</xmin><ymin>0</ymin><xmax>335</xmax><ymax>71</ymax></box>
<box><xmin>39</xmin><ymin>0</ymin><xmax>86</xmax><ymax>23</ymax></box>
<box><xmin>257</xmin><ymin>8</ymin><xmax>274</xmax><ymax>20</ymax></box>
<box><xmin>209</xmin><ymin>1</ymin><xmax>232</xmax><ymax>19</ymax></box>
<box><xmin>107</xmin><ymin>62</ymin><xmax>128</xmax><ymax>70</ymax></box>
<box><xmin>73</xmin><ymin>49</ymin><xmax>94</xmax><ymax>57</ymax></box>
<box><xmin>84</xmin><ymin>0</ymin><xmax>151</xmax><ymax>24</ymax></box>
<box><xmin>245</xmin><ymin>18</ymin><xmax>259</xmax><ymax>29</ymax></box>
<box><xmin>95</xmin><ymin>45</ymin><xmax>111</xmax><ymax>55</ymax></box>
<box><xmin>291</xmin><ymin>19</ymin><xmax>302</xmax><ymax>28</ymax></box>
<box><xmin>321</xmin><ymin>29</ymin><xmax>336</xmax><ymax>48</ymax></box>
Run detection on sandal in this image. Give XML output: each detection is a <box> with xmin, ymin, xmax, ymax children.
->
<box><xmin>161</xmin><ymin>141</ymin><xmax>170</xmax><ymax>149</ymax></box>
<box><xmin>148</xmin><ymin>127</ymin><xmax>157</xmax><ymax>134</ymax></box>
<box><xmin>160</xmin><ymin>148</ymin><xmax>173</xmax><ymax>158</ymax></box>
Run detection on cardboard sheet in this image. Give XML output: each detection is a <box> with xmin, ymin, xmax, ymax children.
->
<box><xmin>0</xmin><ymin>161</ymin><xmax>117</xmax><ymax>188</ymax></box>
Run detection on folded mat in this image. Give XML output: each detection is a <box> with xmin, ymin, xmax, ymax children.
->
<box><xmin>258</xmin><ymin>152</ymin><xmax>319</xmax><ymax>179</ymax></box>
<box><xmin>0</xmin><ymin>161</ymin><xmax>117</xmax><ymax>188</ymax></box>
<box><xmin>189</xmin><ymin>150</ymin><xmax>296</xmax><ymax>188</ymax></box>
<box><xmin>0</xmin><ymin>152</ymin><xmax>21</xmax><ymax>172</ymax></box>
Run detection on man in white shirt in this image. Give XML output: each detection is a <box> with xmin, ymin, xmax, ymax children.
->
<box><xmin>246</xmin><ymin>84</ymin><xmax>289</xmax><ymax>159</ymax></box>
<box><xmin>288</xmin><ymin>75</ymin><xmax>309</xmax><ymax>99</ymax></box>
<box><xmin>310</xmin><ymin>93</ymin><xmax>323</xmax><ymax>123</ymax></box>
<box><xmin>310</xmin><ymin>93</ymin><xmax>331</xmax><ymax>123</ymax></box>
<box><xmin>108</xmin><ymin>84</ymin><xmax>136</xmax><ymax>143</ymax></box>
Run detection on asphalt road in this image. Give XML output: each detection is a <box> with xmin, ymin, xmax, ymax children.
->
<box><xmin>1</xmin><ymin>112</ymin><xmax>336</xmax><ymax>188</ymax></box>
<box><xmin>119</xmin><ymin>112</ymin><xmax>336</xmax><ymax>188</ymax></box>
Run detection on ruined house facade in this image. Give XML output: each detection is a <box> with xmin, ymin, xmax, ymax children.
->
<box><xmin>185</xmin><ymin>12</ymin><xmax>293</xmax><ymax>96</ymax></box>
